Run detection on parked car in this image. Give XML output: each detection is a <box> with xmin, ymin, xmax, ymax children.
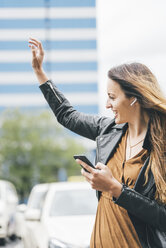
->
<box><xmin>23</xmin><ymin>182</ymin><xmax>98</xmax><ymax>248</ymax></box>
<box><xmin>0</xmin><ymin>180</ymin><xmax>19</xmax><ymax>245</ymax></box>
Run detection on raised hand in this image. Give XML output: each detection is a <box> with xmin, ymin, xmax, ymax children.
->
<box><xmin>28</xmin><ymin>38</ymin><xmax>44</xmax><ymax>73</ymax></box>
<box><xmin>28</xmin><ymin>38</ymin><xmax>48</xmax><ymax>84</ymax></box>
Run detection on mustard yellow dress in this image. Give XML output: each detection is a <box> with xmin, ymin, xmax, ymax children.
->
<box><xmin>90</xmin><ymin>132</ymin><xmax>148</xmax><ymax>248</ymax></box>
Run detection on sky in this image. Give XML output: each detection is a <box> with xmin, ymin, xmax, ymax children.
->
<box><xmin>97</xmin><ymin>0</ymin><xmax>166</xmax><ymax>116</ymax></box>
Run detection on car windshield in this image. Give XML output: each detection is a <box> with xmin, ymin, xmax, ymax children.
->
<box><xmin>49</xmin><ymin>189</ymin><xmax>97</xmax><ymax>216</ymax></box>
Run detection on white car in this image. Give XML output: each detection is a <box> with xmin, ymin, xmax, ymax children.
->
<box><xmin>23</xmin><ymin>182</ymin><xmax>98</xmax><ymax>248</ymax></box>
<box><xmin>0</xmin><ymin>180</ymin><xmax>19</xmax><ymax>245</ymax></box>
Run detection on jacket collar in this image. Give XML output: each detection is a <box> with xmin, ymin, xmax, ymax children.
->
<box><xmin>142</xmin><ymin>121</ymin><xmax>151</xmax><ymax>152</ymax></box>
<box><xmin>113</xmin><ymin>121</ymin><xmax>151</xmax><ymax>152</ymax></box>
<box><xmin>112</xmin><ymin>122</ymin><xmax>128</xmax><ymax>130</ymax></box>
<box><xmin>98</xmin><ymin>120</ymin><xmax>151</xmax><ymax>165</ymax></box>
<box><xmin>97</xmin><ymin>121</ymin><xmax>127</xmax><ymax>165</ymax></box>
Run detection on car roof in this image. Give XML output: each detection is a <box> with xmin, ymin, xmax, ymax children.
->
<box><xmin>31</xmin><ymin>181</ymin><xmax>91</xmax><ymax>193</ymax></box>
<box><xmin>30</xmin><ymin>183</ymin><xmax>50</xmax><ymax>193</ymax></box>
<box><xmin>0</xmin><ymin>180</ymin><xmax>15</xmax><ymax>187</ymax></box>
<box><xmin>49</xmin><ymin>181</ymin><xmax>91</xmax><ymax>191</ymax></box>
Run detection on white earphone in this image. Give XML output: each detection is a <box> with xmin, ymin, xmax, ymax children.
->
<box><xmin>130</xmin><ymin>98</ymin><xmax>137</xmax><ymax>106</ymax></box>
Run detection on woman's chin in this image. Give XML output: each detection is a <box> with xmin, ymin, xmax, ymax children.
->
<box><xmin>115</xmin><ymin>118</ymin><xmax>119</xmax><ymax>124</ymax></box>
<box><xmin>115</xmin><ymin>117</ymin><xmax>124</xmax><ymax>124</ymax></box>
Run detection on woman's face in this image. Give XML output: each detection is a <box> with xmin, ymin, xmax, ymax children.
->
<box><xmin>106</xmin><ymin>79</ymin><xmax>134</xmax><ymax>124</ymax></box>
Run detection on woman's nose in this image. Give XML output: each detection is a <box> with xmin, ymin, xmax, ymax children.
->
<box><xmin>106</xmin><ymin>99</ymin><xmax>112</xmax><ymax>109</ymax></box>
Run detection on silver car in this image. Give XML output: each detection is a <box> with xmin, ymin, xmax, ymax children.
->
<box><xmin>23</xmin><ymin>181</ymin><xmax>98</xmax><ymax>248</ymax></box>
<box><xmin>0</xmin><ymin>180</ymin><xmax>19</xmax><ymax>245</ymax></box>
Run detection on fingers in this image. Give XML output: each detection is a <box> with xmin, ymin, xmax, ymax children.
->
<box><xmin>75</xmin><ymin>159</ymin><xmax>94</xmax><ymax>174</ymax></box>
<box><xmin>95</xmin><ymin>162</ymin><xmax>106</xmax><ymax>170</ymax></box>
<box><xmin>31</xmin><ymin>45</ymin><xmax>37</xmax><ymax>58</ymax></box>
<box><xmin>28</xmin><ymin>37</ymin><xmax>44</xmax><ymax>55</ymax></box>
<box><xmin>81</xmin><ymin>168</ymin><xmax>92</xmax><ymax>181</ymax></box>
<box><xmin>29</xmin><ymin>37</ymin><xmax>40</xmax><ymax>46</ymax></box>
<box><xmin>28</xmin><ymin>40</ymin><xmax>38</xmax><ymax>48</ymax></box>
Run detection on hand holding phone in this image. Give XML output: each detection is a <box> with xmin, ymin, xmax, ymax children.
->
<box><xmin>73</xmin><ymin>155</ymin><xmax>96</xmax><ymax>173</ymax></box>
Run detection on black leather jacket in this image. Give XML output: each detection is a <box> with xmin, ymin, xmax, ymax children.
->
<box><xmin>40</xmin><ymin>80</ymin><xmax>166</xmax><ymax>248</ymax></box>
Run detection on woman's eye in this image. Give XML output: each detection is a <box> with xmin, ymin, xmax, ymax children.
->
<box><xmin>109</xmin><ymin>96</ymin><xmax>115</xmax><ymax>100</ymax></box>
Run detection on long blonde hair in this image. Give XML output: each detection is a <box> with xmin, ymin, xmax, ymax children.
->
<box><xmin>108</xmin><ymin>62</ymin><xmax>166</xmax><ymax>204</ymax></box>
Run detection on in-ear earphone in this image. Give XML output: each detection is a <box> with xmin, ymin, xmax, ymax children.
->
<box><xmin>130</xmin><ymin>98</ymin><xmax>137</xmax><ymax>106</ymax></box>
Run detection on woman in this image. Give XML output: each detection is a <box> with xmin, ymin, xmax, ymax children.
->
<box><xmin>28</xmin><ymin>38</ymin><xmax>166</xmax><ymax>248</ymax></box>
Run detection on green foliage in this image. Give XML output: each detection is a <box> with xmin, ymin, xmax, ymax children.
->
<box><xmin>0</xmin><ymin>109</ymin><xmax>86</xmax><ymax>201</ymax></box>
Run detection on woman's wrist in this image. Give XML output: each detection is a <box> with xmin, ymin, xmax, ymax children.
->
<box><xmin>110</xmin><ymin>179</ymin><xmax>123</xmax><ymax>198</ymax></box>
<box><xmin>34</xmin><ymin>69</ymin><xmax>49</xmax><ymax>85</ymax></box>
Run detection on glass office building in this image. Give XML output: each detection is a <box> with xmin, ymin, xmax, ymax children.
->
<box><xmin>0</xmin><ymin>0</ymin><xmax>98</xmax><ymax>114</ymax></box>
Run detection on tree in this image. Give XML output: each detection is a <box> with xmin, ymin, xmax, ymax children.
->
<box><xmin>0</xmin><ymin>109</ymin><xmax>86</xmax><ymax>201</ymax></box>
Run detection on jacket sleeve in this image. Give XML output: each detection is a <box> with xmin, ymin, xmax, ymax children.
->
<box><xmin>39</xmin><ymin>80</ymin><xmax>110</xmax><ymax>141</ymax></box>
<box><xmin>114</xmin><ymin>186</ymin><xmax>166</xmax><ymax>231</ymax></box>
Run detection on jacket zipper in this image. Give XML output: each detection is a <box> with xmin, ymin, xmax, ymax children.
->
<box><xmin>47</xmin><ymin>81</ymin><xmax>62</xmax><ymax>103</ymax></box>
<box><xmin>96</xmin><ymin>137</ymin><xmax>99</xmax><ymax>163</ymax></box>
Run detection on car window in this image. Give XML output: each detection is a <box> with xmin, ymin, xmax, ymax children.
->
<box><xmin>28</xmin><ymin>191</ymin><xmax>47</xmax><ymax>210</ymax></box>
<box><xmin>50</xmin><ymin>189</ymin><xmax>97</xmax><ymax>216</ymax></box>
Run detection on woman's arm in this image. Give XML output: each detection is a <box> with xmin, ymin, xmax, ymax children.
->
<box><xmin>40</xmin><ymin>80</ymin><xmax>110</xmax><ymax>140</ymax></box>
<box><xmin>114</xmin><ymin>186</ymin><xmax>166</xmax><ymax>231</ymax></box>
<box><xmin>28</xmin><ymin>38</ymin><xmax>110</xmax><ymax>140</ymax></box>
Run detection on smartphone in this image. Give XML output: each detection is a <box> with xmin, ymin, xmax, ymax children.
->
<box><xmin>73</xmin><ymin>155</ymin><xmax>96</xmax><ymax>173</ymax></box>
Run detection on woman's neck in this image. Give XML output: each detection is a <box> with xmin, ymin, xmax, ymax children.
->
<box><xmin>128</xmin><ymin>111</ymin><xmax>149</xmax><ymax>139</ymax></box>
